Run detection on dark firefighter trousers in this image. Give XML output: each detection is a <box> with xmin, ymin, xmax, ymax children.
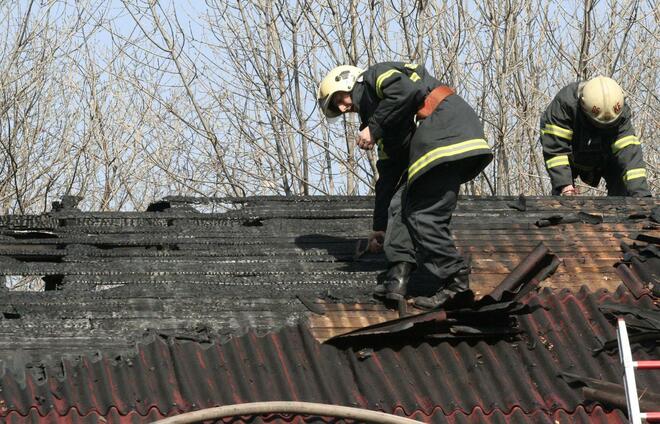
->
<box><xmin>384</xmin><ymin>164</ymin><xmax>467</xmax><ymax>282</ymax></box>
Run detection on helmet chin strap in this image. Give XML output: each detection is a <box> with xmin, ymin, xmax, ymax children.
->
<box><xmin>326</xmin><ymin>115</ymin><xmax>342</xmax><ymax>125</ymax></box>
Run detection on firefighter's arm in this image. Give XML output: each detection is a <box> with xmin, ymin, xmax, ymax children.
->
<box><xmin>610</xmin><ymin>106</ymin><xmax>652</xmax><ymax>197</ymax></box>
<box><xmin>373</xmin><ymin>148</ymin><xmax>406</xmax><ymax>233</ymax></box>
<box><xmin>367</xmin><ymin>64</ymin><xmax>424</xmax><ymax>146</ymax></box>
<box><xmin>369</xmin><ymin>157</ymin><xmax>392</xmax><ymax>253</ymax></box>
<box><xmin>371</xmin><ymin>145</ymin><xmax>407</xmax><ymax>254</ymax></box>
<box><xmin>539</xmin><ymin>94</ymin><xmax>575</xmax><ymax>193</ymax></box>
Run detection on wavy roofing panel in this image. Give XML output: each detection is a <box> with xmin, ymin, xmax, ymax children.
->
<box><xmin>0</xmin><ymin>406</ymin><xmax>630</xmax><ymax>423</ymax></box>
<box><xmin>1</xmin><ymin>290</ymin><xmax>657</xmax><ymax>422</ymax></box>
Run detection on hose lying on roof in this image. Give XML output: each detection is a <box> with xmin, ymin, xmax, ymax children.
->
<box><xmin>150</xmin><ymin>401</ymin><xmax>424</xmax><ymax>424</ymax></box>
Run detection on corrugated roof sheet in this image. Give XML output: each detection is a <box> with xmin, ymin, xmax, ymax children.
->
<box><xmin>0</xmin><ymin>406</ymin><xmax>629</xmax><ymax>424</ymax></box>
<box><xmin>1</xmin><ymin>290</ymin><xmax>657</xmax><ymax>422</ymax></box>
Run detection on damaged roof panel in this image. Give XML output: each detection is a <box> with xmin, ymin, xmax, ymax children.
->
<box><xmin>0</xmin><ymin>195</ymin><xmax>658</xmax><ymax>422</ymax></box>
<box><xmin>1</xmin><ymin>290</ymin><xmax>657</xmax><ymax>421</ymax></box>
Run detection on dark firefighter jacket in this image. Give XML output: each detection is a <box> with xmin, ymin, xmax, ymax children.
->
<box><xmin>350</xmin><ymin>62</ymin><xmax>493</xmax><ymax>230</ymax></box>
<box><xmin>539</xmin><ymin>82</ymin><xmax>650</xmax><ymax>196</ymax></box>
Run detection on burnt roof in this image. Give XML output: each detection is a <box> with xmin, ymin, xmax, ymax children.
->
<box><xmin>0</xmin><ymin>195</ymin><xmax>658</xmax><ymax>422</ymax></box>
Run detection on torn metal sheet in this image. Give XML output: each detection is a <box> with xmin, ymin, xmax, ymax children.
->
<box><xmin>619</xmin><ymin>242</ymin><xmax>660</xmax><ymax>296</ymax></box>
<box><xmin>482</xmin><ymin>242</ymin><xmax>559</xmax><ymax>303</ymax></box>
<box><xmin>593</xmin><ymin>302</ymin><xmax>660</xmax><ymax>353</ymax></box>
<box><xmin>326</xmin><ymin>309</ymin><xmax>448</xmax><ymax>340</ymax></box>
<box><xmin>615</xmin><ymin>263</ymin><xmax>651</xmax><ymax>298</ymax></box>
<box><xmin>560</xmin><ymin>372</ymin><xmax>660</xmax><ymax>411</ymax></box>
<box><xmin>325</xmin><ymin>300</ymin><xmax>527</xmax><ymax>343</ymax></box>
<box><xmin>599</xmin><ymin>303</ymin><xmax>660</xmax><ymax>331</ymax></box>
<box><xmin>296</xmin><ymin>294</ymin><xmax>325</xmax><ymax>315</ymax></box>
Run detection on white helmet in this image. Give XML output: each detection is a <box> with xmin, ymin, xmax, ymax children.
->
<box><xmin>317</xmin><ymin>65</ymin><xmax>364</xmax><ymax>118</ymax></box>
<box><xmin>580</xmin><ymin>75</ymin><xmax>625</xmax><ymax>126</ymax></box>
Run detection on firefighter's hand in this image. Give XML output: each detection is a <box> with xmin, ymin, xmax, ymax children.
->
<box><xmin>367</xmin><ymin>231</ymin><xmax>385</xmax><ymax>253</ymax></box>
<box><xmin>560</xmin><ymin>184</ymin><xmax>578</xmax><ymax>196</ymax></box>
<box><xmin>356</xmin><ymin>127</ymin><xmax>375</xmax><ymax>150</ymax></box>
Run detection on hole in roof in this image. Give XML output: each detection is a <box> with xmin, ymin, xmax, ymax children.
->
<box><xmin>189</xmin><ymin>201</ymin><xmax>244</xmax><ymax>214</ymax></box>
<box><xmin>43</xmin><ymin>274</ymin><xmax>64</xmax><ymax>291</ymax></box>
<box><xmin>4</xmin><ymin>275</ymin><xmax>46</xmax><ymax>291</ymax></box>
<box><xmin>12</xmin><ymin>254</ymin><xmax>62</xmax><ymax>264</ymax></box>
<box><xmin>153</xmin><ymin>196</ymin><xmax>246</xmax><ymax>214</ymax></box>
<box><xmin>3</xmin><ymin>274</ymin><xmax>64</xmax><ymax>291</ymax></box>
<box><xmin>8</xmin><ymin>230</ymin><xmax>58</xmax><ymax>239</ymax></box>
<box><xmin>242</xmin><ymin>218</ymin><xmax>263</xmax><ymax>227</ymax></box>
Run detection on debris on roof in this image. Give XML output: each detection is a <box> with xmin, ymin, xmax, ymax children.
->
<box><xmin>0</xmin><ymin>195</ymin><xmax>657</xmax><ymax>422</ymax></box>
<box><xmin>535</xmin><ymin>211</ymin><xmax>604</xmax><ymax>227</ymax></box>
<box><xmin>559</xmin><ymin>372</ymin><xmax>660</xmax><ymax>412</ymax></box>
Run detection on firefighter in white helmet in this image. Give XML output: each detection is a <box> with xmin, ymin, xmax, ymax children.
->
<box><xmin>318</xmin><ymin>63</ymin><xmax>492</xmax><ymax>309</ymax></box>
<box><xmin>539</xmin><ymin>76</ymin><xmax>651</xmax><ymax>196</ymax></box>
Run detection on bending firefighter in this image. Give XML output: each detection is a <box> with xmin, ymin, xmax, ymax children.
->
<box><xmin>317</xmin><ymin>63</ymin><xmax>492</xmax><ymax>309</ymax></box>
<box><xmin>540</xmin><ymin>76</ymin><xmax>651</xmax><ymax>197</ymax></box>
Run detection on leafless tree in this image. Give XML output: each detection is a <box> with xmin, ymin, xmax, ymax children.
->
<box><xmin>0</xmin><ymin>0</ymin><xmax>656</xmax><ymax>214</ymax></box>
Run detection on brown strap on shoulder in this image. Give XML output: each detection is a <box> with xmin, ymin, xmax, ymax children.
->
<box><xmin>416</xmin><ymin>85</ymin><xmax>455</xmax><ymax>119</ymax></box>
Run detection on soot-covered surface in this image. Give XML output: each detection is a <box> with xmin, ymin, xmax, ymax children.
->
<box><xmin>0</xmin><ymin>195</ymin><xmax>658</xmax><ymax>422</ymax></box>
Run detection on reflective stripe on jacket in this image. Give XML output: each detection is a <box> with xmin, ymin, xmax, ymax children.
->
<box><xmin>351</xmin><ymin>62</ymin><xmax>492</xmax><ymax>186</ymax></box>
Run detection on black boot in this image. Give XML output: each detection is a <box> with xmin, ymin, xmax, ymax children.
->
<box><xmin>413</xmin><ymin>268</ymin><xmax>470</xmax><ymax>309</ymax></box>
<box><xmin>374</xmin><ymin>262</ymin><xmax>415</xmax><ymax>300</ymax></box>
